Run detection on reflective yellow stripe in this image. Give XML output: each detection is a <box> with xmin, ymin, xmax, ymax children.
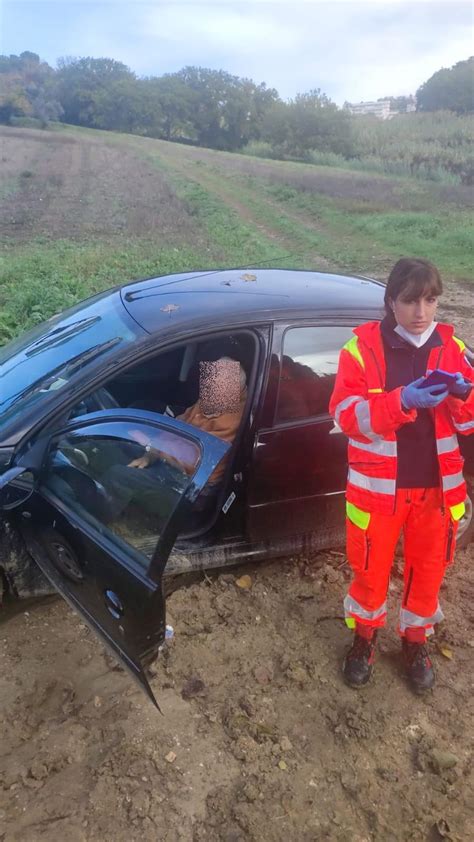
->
<box><xmin>450</xmin><ymin>502</ymin><xmax>466</xmax><ymax>522</ymax></box>
<box><xmin>368</xmin><ymin>388</ymin><xmax>383</xmax><ymax>393</ymax></box>
<box><xmin>345</xmin><ymin>617</ymin><xmax>356</xmax><ymax>630</ymax></box>
<box><xmin>346</xmin><ymin>502</ymin><xmax>371</xmax><ymax>530</ymax></box>
<box><xmin>343</xmin><ymin>336</ymin><xmax>365</xmax><ymax>370</ymax></box>
<box><xmin>453</xmin><ymin>336</ymin><xmax>466</xmax><ymax>352</ymax></box>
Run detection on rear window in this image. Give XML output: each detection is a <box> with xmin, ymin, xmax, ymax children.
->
<box><xmin>0</xmin><ymin>291</ymin><xmax>142</xmax><ymax>427</ymax></box>
<box><xmin>276</xmin><ymin>325</ymin><xmax>355</xmax><ymax>422</ymax></box>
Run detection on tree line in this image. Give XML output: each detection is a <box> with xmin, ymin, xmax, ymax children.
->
<box><xmin>1</xmin><ymin>52</ymin><xmax>472</xmax><ymax>182</ymax></box>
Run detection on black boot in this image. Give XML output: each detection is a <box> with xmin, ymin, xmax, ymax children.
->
<box><xmin>402</xmin><ymin>639</ymin><xmax>435</xmax><ymax>694</ymax></box>
<box><xmin>343</xmin><ymin>631</ymin><xmax>377</xmax><ymax>688</ymax></box>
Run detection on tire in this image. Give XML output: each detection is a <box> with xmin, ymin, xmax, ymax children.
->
<box><xmin>457</xmin><ymin>482</ymin><xmax>474</xmax><ymax>549</ymax></box>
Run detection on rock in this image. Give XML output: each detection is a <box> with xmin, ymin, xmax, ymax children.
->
<box><xmin>278</xmin><ymin>760</ymin><xmax>288</xmax><ymax>771</ymax></box>
<box><xmin>239</xmin><ymin>696</ymin><xmax>255</xmax><ymax>717</ymax></box>
<box><xmin>181</xmin><ymin>675</ymin><xmax>207</xmax><ymax>700</ymax></box>
<box><xmin>434</xmin><ymin>818</ymin><xmax>451</xmax><ymax>838</ymax></box>
<box><xmin>165</xmin><ymin>751</ymin><xmax>177</xmax><ymax>763</ymax></box>
<box><xmin>253</xmin><ymin>663</ymin><xmax>273</xmax><ymax>685</ymax></box>
<box><xmin>323</xmin><ymin>564</ymin><xmax>342</xmax><ymax>584</ymax></box>
<box><xmin>232</xmin><ymin>735</ymin><xmax>260</xmax><ymax>762</ymax></box>
<box><xmin>376</xmin><ymin>767</ymin><xmax>399</xmax><ymax>783</ymax></box>
<box><xmin>241</xmin><ymin>782</ymin><xmax>259</xmax><ymax>803</ymax></box>
<box><xmin>286</xmin><ymin>664</ymin><xmax>309</xmax><ymax>686</ymax></box>
<box><xmin>280</xmin><ymin>736</ymin><xmax>293</xmax><ymax>752</ymax></box>
<box><xmin>29</xmin><ymin>761</ymin><xmax>48</xmax><ymax>781</ymax></box>
<box><xmin>430</xmin><ymin>749</ymin><xmax>458</xmax><ymax>773</ymax></box>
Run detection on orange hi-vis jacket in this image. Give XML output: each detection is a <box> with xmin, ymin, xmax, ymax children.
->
<box><xmin>329</xmin><ymin>321</ymin><xmax>474</xmax><ymax>516</ymax></box>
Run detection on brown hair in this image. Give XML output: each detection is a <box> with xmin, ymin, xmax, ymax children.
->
<box><xmin>384</xmin><ymin>258</ymin><xmax>443</xmax><ymax>313</ymax></box>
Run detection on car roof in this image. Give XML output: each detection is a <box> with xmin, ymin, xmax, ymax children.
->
<box><xmin>121</xmin><ymin>268</ymin><xmax>385</xmax><ymax>333</ymax></box>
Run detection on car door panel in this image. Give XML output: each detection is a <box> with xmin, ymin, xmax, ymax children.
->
<box><xmin>248</xmin><ymin>418</ymin><xmax>348</xmax><ymax>538</ymax></box>
<box><xmin>15</xmin><ymin>410</ymin><xmax>229</xmax><ymax>705</ymax></box>
<box><xmin>20</xmin><ymin>501</ymin><xmax>165</xmax><ymax>706</ymax></box>
<box><xmin>248</xmin><ymin>323</ymin><xmax>355</xmax><ymax>541</ymax></box>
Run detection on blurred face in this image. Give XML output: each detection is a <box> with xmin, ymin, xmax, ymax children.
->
<box><xmin>390</xmin><ymin>292</ymin><xmax>439</xmax><ymax>334</ymax></box>
<box><xmin>199</xmin><ymin>359</ymin><xmax>241</xmax><ymax>416</ymax></box>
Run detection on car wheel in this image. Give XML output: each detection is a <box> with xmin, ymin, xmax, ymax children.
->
<box><xmin>457</xmin><ymin>482</ymin><xmax>473</xmax><ymax>550</ymax></box>
<box><xmin>40</xmin><ymin>529</ymin><xmax>84</xmax><ymax>583</ymax></box>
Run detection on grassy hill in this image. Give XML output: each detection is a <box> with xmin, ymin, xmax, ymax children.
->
<box><xmin>0</xmin><ymin>124</ymin><xmax>472</xmax><ymax>344</ymax></box>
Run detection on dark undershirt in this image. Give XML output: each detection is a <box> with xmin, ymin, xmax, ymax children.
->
<box><xmin>380</xmin><ymin>315</ymin><xmax>442</xmax><ymax>489</ymax></box>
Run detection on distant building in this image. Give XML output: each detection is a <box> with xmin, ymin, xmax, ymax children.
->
<box><xmin>344</xmin><ymin>95</ymin><xmax>417</xmax><ymax>119</ymax></box>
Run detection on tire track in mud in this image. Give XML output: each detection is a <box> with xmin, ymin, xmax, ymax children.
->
<box><xmin>152</xmin><ymin>145</ymin><xmax>337</xmax><ymax>271</ymax></box>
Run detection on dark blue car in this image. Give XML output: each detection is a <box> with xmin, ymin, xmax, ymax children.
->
<box><xmin>1</xmin><ymin>268</ymin><xmax>472</xmax><ymax>704</ymax></box>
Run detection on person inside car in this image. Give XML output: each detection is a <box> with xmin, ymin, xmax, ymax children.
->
<box><xmin>104</xmin><ymin>357</ymin><xmax>247</xmax><ymax>523</ymax></box>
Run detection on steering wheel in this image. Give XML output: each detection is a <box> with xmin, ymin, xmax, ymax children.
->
<box><xmin>59</xmin><ymin>444</ymin><xmax>90</xmax><ymax>469</ymax></box>
<box><xmin>68</xmin><ymin>386</ymin><xmax>120</xmax><ymax>420</ymax></box>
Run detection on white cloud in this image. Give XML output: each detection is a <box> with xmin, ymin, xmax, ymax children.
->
<box><xmin>3</xmin><ymin>0</ymin><xmax>473</xmax><ymax>103</ymax></box>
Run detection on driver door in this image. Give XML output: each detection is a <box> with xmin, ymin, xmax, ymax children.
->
<box><xmin>12</xmin><ymin>409</ymin><xmax>229</xmax><ymax>707</ymax></box>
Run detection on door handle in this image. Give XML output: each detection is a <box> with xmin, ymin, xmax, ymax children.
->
<box><xmin>104</xmin><ymin>590</ymin><xmax>124</xmax><ymax>619</ymax></box>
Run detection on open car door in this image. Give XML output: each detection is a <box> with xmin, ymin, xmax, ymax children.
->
<box><xmin>11</xmin><ymin>410</ymin><xmax>229</xmax><ymax>707</ymax></box>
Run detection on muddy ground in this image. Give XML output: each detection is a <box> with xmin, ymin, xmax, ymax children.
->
<box><xmin>1</xmin><ymin>546</ymin><xmax>473</xmax><ymax>842</ymax></box>
<box><xmin>1</xmin><ymin>127</ymin><xmax>473</xmax><ymax>842</ymax></box>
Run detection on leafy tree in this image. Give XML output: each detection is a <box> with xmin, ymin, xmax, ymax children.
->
<box><xmin>56</xmin><ymin>56</ymin><xmax>135</xmax><ymax>126</ymax></box>
<box><xmin>30</xmin><ymin>90</ymin><xmax>63</xmax><ymax>127</ymax></box>
<box><xmin>0</xmin><ymin>72</ymin><xmax>32</xmax><ymax>123</ymax></box>
<box><xmin>174</xmin><ymin>67</ymin><xmax>278</xmax><ymax>150</ymax></box>
<box><xmin>417</xmin><ymin>57</ymin><xmax>474</xmax><ymax>114</ymax></box>
<box><xmin>90</xmin><ymin>77</ymin><xmax>155</xmax><ymax>133</ymax></box>
<box><xmin>143</xmin><ymin>75</ymin><xmax>194</xmax><ymax>140</ymax></box>
<box><xmin>261</xmin><ymin>89</ymin><xmax>354</xmax><ymax>159</ymax></box>
<box><xmin>0</xmin><ymin>52</ymin><xmax>58</xmax><ymax>125</ymax></box>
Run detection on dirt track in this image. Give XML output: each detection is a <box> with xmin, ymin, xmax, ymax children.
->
<box><xmin>1</xmin><ymin>127</ymin><xmax>473</xmax><ymax>841</ymax></box>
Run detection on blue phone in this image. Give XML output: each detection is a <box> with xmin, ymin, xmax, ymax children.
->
<box><xmin>419</xmin><ymin>370</ymin><xmax>457</xmax><ymax>391</ymax></box>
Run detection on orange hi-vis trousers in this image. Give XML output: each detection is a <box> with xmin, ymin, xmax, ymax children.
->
<box><xmin>344</xmin><ymin>488</ymin><xmax>460</xmax><ymax>636</ymax></box>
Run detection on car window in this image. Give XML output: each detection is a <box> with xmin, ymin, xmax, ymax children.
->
<box><xmin>0</xmin><ymin>291</ymin><xmax>141</xmax><ymax>428</ymax></box>
<box><xmin>41</xmin><ymin>421</ymin><xmax>201</xmax><ymax>566</ymax></box>
<box><xmin>276</xmin><ymin>325</ymin><xmax>355</xmax><ymax>422</ymax></box>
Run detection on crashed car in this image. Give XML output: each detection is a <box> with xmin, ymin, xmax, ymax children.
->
<box><xmin>1</xmin><ymin>268</ymin><xmax>473</xmax><ymax>704</ymax></box>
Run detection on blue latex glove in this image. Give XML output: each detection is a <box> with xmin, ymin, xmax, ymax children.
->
<box><xmin>450</xmin><ymin>372</ymin><xmax>473</xmax><ymax>399</ymax></box>
<box><xmin>401</xmin><ymin>376</ymin><xmax>449</xmax><ymax>410</ymax></box>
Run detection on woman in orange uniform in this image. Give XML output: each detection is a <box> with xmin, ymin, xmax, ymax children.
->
<box><xmin>329</xmin><ymin>258</ymin><xmax>474</xmax><ymax>693</ymax></box>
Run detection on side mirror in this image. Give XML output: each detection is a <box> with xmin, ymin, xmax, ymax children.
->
<box><xmin>0</xmin><ymin>468</ymin><xmax>36</xmax><ymax>510</ymax></box>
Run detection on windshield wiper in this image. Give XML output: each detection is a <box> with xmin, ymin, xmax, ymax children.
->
<box><xmin>0</xmin><ymin>338</ymin><xmax>121</xmax><ymax>410</ymax></box>
<box><xmin>25</xmin><ymin>317</ymin><xmax>102</xmax><ymax>357</ymax></box>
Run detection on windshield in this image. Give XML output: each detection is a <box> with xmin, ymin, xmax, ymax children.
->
<box><xmin>0</xmin><ymin>290</ymin><xmax>142</xmax><ymax>427</ymax></box>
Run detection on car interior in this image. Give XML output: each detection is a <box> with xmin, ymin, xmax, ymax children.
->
<box><xmin>69</xmin><ymin>332</ymin><xmax>255</xmax><ymax>419</ymax></box>
<box><xmin>62</xmin><ymin>331</ymin><xmax>257</xmax><ymax>543</ymax></box>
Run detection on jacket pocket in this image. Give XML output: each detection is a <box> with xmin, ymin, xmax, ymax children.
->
<box><xmin>346</xmin><ymin>513</ymin><xmax>371</xmax><ymax>574</ymax></box>
<box><xmin>445</xmin><ymin>513</ymin><xmax>459</xmax><ymax>567</ymax></box>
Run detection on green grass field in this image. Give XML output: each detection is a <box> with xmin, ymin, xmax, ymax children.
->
<box><xmin>0</xmin><ymin>124</ymin><xmax>472</xmax><ymax>344</ymax></box>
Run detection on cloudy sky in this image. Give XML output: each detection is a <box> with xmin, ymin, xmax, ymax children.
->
<box><xmin>2</xmin><ymin>0</ymin><xmax>472</xmax><ymax>104</ymax></box>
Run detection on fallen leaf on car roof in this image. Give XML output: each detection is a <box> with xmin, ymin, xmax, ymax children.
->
<box><xmin>160</xmin><ymin>304</ymin><xmax>180</xmax><ymax>315</ymax></box>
